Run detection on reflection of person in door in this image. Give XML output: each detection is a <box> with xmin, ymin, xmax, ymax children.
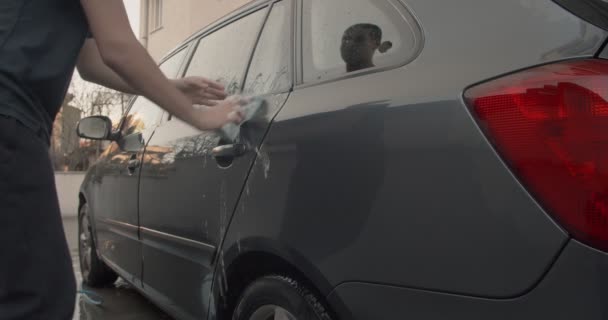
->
<box><xmin>340</xmin><ymin>24</ymin><xmax>393</xmax><ymax>73</ymax></box>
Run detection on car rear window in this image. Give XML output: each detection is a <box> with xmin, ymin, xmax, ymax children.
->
<box><xmin>302</xmin><ymin>0</ymin><xmax>422</xmax><ymax>83</ymax></box>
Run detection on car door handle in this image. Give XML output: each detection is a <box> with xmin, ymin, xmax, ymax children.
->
<box><xmin>212</xmin><ymin>144</ymin><xmax>247</xmax><ymax>158</ymax></box>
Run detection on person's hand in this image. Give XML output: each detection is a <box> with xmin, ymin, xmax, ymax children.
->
<box><xmin>192</xmin><ymin>96</ymin><xmax>248</xmax><ymax>131</ymax></box>
<box><xmin>173</xmin><ymin>77</ymin><xmax>228</xmax><ymax>106</ymax></box>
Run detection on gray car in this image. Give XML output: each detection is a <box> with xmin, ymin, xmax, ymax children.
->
<box><xmin>76</xmin><ymin>0</ymin><xmax>608</xmax><ymax>319</ymax></box>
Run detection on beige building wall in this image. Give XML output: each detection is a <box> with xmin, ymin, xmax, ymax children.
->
<box><xmin>140</xmin><ymin>0</ymin><xmax>253</xmax><ymax>61</ymax></box>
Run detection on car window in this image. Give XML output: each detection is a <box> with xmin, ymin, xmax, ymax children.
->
<box><xmin>302</xmin><ymin>0</ymin><xmax>421</xmax><ymax>83</ymax></box>
<box><xmin>159</xmin><ymin>48</ymin><xmax>188</xmax><ymax>77</ymax></box>
<box><xmin>185</xmin><ymin>9</ymin><xmax>266</xmax><ymax>95</ymax></box>
<box><xmin>243</xmin><ymin>0</ymin><xmax>292</xmax><ymax>95</ymax></box>
<box><xmin>121</xmin><ymin>48</ymin><xmax>188</xmax><ymax>137</ymax></box>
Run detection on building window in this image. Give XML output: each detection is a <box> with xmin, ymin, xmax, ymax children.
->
<box><xmin>150</xmin><ymin>0</ymin><xmax>163</xmax><ymax>32</ymax></box>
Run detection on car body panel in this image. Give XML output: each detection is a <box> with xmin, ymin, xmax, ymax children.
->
<box><xmin>85</xmin><ymin>128</ymin><xmax>155</xmax><ymax>286</ymax></box>
<box><xmin>327</xmin><ymin>240</ymin><xmax>608</xmax><ymax>320</ymax></box>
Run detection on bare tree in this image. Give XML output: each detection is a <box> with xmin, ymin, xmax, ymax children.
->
<box><xmin>70</xmin><ymin>81</ymin><xmax>131</xmax><ymax>118</ymax></box>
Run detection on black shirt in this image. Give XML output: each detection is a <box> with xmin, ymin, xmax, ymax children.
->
<box><xmin>0</xmin><ymin>0</ymin><xmax>89</xmax><ymax>142</ymax></box>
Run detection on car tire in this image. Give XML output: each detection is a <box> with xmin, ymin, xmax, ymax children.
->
<box><xmin>78</xmin><ymin>202</ymin><xmax>118</xmax><ymax>287</ymax></box>
<box><xmin>233</xmin><ymin>275</ymin><xmax>333</xmax><ymax>320</ymax></box>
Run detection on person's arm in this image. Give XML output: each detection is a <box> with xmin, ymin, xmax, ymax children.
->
<box><xmin>77</xmin><ymin>38</ymin><xmax>137</xmax><ymax>94</ymax></box>
<box><xmin>77</xmin><ymin>39</ymin><xmax>228</xmax><ymax>105</ymax></box>
<box><xmin>79</xmin><ymin>0</ymin><xmax>241</xmax><ymax>130</ymax></box>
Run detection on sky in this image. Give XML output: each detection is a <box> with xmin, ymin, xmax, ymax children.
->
<box><xmin>125</xmin><ymin>0</ymin><xmax>141</xmax><ymax>37</ymax></box>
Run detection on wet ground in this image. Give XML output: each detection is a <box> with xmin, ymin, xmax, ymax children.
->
<box><xmin>63</xmin><ymin>217</ymin><xmax>173</xmax><ymax>320</ymax></box>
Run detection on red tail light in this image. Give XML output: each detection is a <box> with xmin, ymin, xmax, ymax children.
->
<box><xmin>464</xmin><ymin>59</ymin><xmax>608</xmax><ymax>251</ymax></box>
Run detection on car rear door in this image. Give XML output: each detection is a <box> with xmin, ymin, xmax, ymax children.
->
<box><xmin>137</xmin><ymin>2</ymin><xmax>294</xmax><ymax>317</ymax></box>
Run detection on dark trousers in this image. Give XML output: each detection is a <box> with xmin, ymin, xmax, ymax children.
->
<box><xmin>0</xmin><ymin>115</ymin><xmax>76</xmax><ymax>319</ymax></box>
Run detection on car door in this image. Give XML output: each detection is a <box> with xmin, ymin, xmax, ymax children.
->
<box><xmin>137</xmin><ymin>1</ymin><xmax>294</xmax><ymax>318</ymax></box>
<box><xmin>92</xmin><ymin>47</ymin><xmax>190</xmax><ymax>286</ymax></box>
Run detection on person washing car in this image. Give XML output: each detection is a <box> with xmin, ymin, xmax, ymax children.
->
<box><xmin>0</xmin><ymin>0</ymin><xmax>244</xmax><ymax>319</ymax></box>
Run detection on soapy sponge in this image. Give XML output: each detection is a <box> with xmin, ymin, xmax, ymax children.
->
<box><xmin>218</xmin><ymin>97</ymin><xmax>267</xmax><ymax>141</ymax></box>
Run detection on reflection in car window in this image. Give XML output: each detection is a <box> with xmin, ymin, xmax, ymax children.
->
<box><xmin>121</xmin><ymin>48</ymin><xmax>188</xmax><ymax>137</ymax></box>
<box><xmin>244</xmin><ymin>0</ymin><xmax>292</xmax><ymax>95</ymax></box>
<box><xmin>341</xmin><ymin>23</ymin><xmax>393</xmax><ymax>73</ymax></box>
<box><xmin>120</xmin><ymin>101</ymin><xmax>155</xmax><ymax>136</ymax></box>
<box><xmin>186</xmin><ymin>9</ymin><xmax>266</xmax><ymax>95</ymax></box>
<box><xmin>303</xmin><ymin>0</ymin><xmax>420</xmax><ymax>82</ymax></box>
<box><xmin>159</xmin><ymin>48</ymin><xmax>188</xmax><ymax>77</ymax></box>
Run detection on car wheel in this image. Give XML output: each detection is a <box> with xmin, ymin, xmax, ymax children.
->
<box><xmin>233</xmin><ymin>275</ymin><xmax>332</xmax><ymax>320</ymax></box>
<box><xmin>79</xmin><ymin>202</ymin><xmax>118</xmax><ymax>287</ymax></box>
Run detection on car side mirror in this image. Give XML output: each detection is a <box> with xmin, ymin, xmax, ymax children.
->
<box><xmin>77</xmin><ymin>116</ymin><xmax>115</xmax><ymax>140</ymax></box>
